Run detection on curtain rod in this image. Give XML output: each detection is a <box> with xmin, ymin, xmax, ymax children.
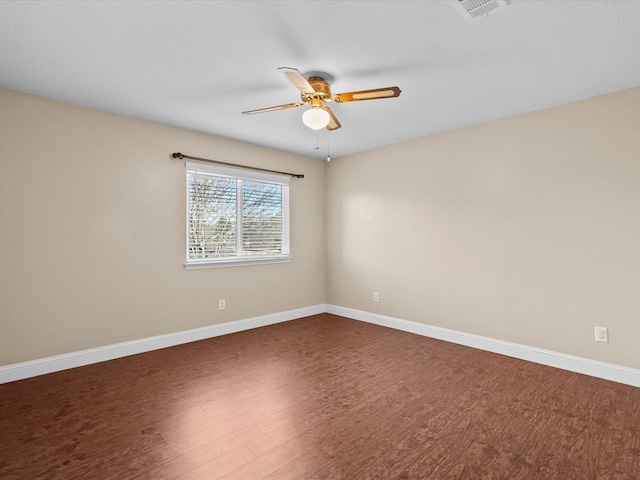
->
<box><xmin>171</xmin><ymin>152</ymin><xmax>304</xmax><ymax>178</ymax></box>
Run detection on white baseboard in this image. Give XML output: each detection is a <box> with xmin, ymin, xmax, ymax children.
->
<box><xmin>3</xmin><ymin>304</ymin><xmax>639</xmax><ymax>388</ymax></box>
<box><xmin>326</xmin><ymin>304</ymin><xmax>640</xmax><ymax>389</ymax></box>
<box><xmin>0</xmin><ymin>305</ymin><xmax>325</xmax><ymax>384</ymax></box>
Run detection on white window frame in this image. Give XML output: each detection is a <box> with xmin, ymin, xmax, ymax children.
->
<box><xmin>185</xmin><ymin>161</ymin><xmax>292</xmax><ymax>269</ymax></box>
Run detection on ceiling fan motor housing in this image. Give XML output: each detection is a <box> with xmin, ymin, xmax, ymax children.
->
<box><xmin>303</xmin><ymin>77</ymin><xmax>332</xmax><ymax>106</ymax></box>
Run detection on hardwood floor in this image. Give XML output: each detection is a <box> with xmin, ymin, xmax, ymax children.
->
<box><xmin>1</xmin><ymin>313</ymin><xmax>639</xmax><ymax>479</ymax></box>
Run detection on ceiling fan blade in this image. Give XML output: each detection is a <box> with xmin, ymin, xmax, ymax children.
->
<box><xmin>323</xmin><ymin>107</ymin><xmax>342</xmax><ymax>130</ymax></box>
<box><xmin>333</xmin><ymin>86</ymin><xmax>401</xmax><ymax>103</ymax></box>
<box><xmin>277</xmin><ymin>67</ymin><xmax>316</xmax><ymax>95</ymax></box>
<box><xmin>241</xmin><ymin>102</ymin><xmax>305</xmax><ymax>115</ymax></box>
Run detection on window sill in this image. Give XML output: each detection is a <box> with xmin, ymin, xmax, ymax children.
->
<box><xmin>184</xmin><ymin>256</ymin><xmax>293</xmax><ymax>270</ymax></box>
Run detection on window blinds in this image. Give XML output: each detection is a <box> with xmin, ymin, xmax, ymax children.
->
<box><xmin>186</xmin><ymin>161</ymin><xmax>290</xmax><ymax>266</ymax></box>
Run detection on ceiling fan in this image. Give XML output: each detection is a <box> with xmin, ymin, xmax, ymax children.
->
<box><xmin>241</xmin><ymin>67</ymin><xmax>401</xmax><ymax>131</ymax></box>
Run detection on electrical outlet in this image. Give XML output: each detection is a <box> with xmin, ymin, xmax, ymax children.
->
<box><xmin>594</xmin><ymin>326</ymin><xmax>608</xmax><ymax>343</ymax></box>
<box><xmin>373</xmin><ymin>292</ymin><xmax>379</xmax><ymax>302</ymax></box>
<box><xmin>219</xmin><ymin>299</ymin><xmax>226</xmax><ymax>310</ymax></box>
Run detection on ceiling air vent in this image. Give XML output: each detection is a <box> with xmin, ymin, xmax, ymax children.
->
<box><xmin>451</xmin><ymin>0</ymin><xmax>513</xmax><ymax>22</ymax></box>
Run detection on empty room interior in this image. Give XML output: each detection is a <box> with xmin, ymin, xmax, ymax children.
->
<box><xmin>1</xmin><ymin>1</ymin><xmax>640</xmax><ymax>479</ymax></box>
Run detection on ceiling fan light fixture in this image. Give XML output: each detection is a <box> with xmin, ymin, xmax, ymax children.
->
<box><xmin>302</xmin><ymin>107</ymin><xmax>330</xmax><ymax>130</ymax></box>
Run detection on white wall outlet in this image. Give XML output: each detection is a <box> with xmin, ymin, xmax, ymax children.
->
<box><xmin>219</xmin><ymin>299</ymin><xmax>226</xmax><ymax>310</ymax></box>
<box><xmin>373</xmin><ymin>292</ymin><xmax>379</xmax><ymax>302</ymax></box>
<box><xmin>594</xmin><ymin>326</ymin><xmax>608</xmax><ymax>343</ymax></box>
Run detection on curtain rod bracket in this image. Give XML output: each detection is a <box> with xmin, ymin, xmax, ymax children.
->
<box><xmin>171</xmin><ymin>152</ymin><xmax>304</xmax><ymax>178</ymax></box>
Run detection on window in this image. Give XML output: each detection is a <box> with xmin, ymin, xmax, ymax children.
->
<box><xmin>185</xmin><ymin>161</ymin><xmax>291</xmax><ymax>268</ymax></box>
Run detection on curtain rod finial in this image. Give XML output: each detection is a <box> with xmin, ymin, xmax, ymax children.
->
<box><xmin>172</xmin><ymin>152</ymin><xmax>184</xmax><ymax>159</ymax></box>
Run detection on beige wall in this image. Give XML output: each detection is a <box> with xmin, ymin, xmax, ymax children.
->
<box><xmin>3</xmin><ymin>86</ymin><xmax>640</xmax><ymax>372</ymax></box>
<box><xmin>326</xmin><ymin>87</ymin><xmax>640</xmax><ymax>370</ymax></box>
<box><xmin>0</xmin><ymin>89</ymin><xmax>325</xmax><ymax>366</ymax></box>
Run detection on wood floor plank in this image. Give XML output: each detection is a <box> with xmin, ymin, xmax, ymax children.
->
<box><xmin>138</xmin><ymin>424</ymin><xmax>266</xmax><ymax>480</ymax></box>
<box><xmin>169</xmin><ymin>424</ymin><xmax>265</xmax><ymax>458</ymax></box>
<box><xmin>260</xmin><ymin>447</ymin><xmax>331</xmax><ymax>480</ymax></box>
<box><xmin>217</xmin><ymin>434</ymin><xmax>317</xmax><ymax>480</ymax></box>
<box><xmin>173</xmin><ymin>445</ymin><xmax>256</xmax><ymax>480</ymax></box>
<box><xmin>160</xmin><ymin>398</ymin><xmax>287</xmax><ymax>447</ymax></box>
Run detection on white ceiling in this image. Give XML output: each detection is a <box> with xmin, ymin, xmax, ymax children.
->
<box><xmin>1</xmin><ymin>1</ymin><xmax>640</xmax><ymax>161</ymax></box>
